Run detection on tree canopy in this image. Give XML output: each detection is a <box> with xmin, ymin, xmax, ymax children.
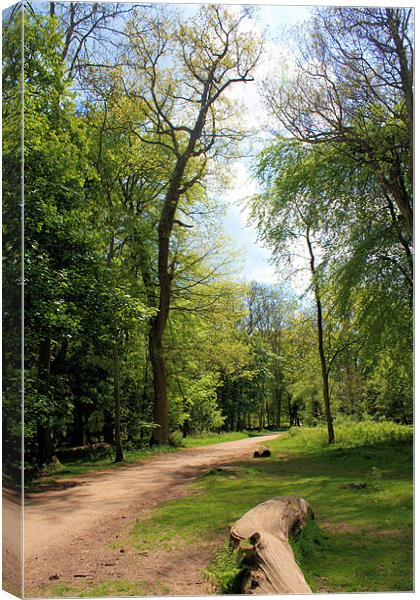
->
<box><xmin>2</xmin><ymin>4</ymin><xmax>413</xmax><ymax>482</ymax></box>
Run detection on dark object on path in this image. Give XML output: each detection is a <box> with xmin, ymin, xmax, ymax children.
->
<box><xmin>253</xmin><ymin>445</ymin><xmax>271</xmax><ymax>458</ymax></box>
<box><xmin>340</xmin><ymin>482</ymin><xmax>368</xmax><ymax>490</ymax></box>
<box><xmin>230</xmin><ymin>496</ymin><xmax>313</xmax><ymax>594</ymax></box>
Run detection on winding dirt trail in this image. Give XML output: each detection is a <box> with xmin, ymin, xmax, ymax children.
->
<box><xmin>21</xmin><ymin>434</ymin><xmax>280</xmax><ymax>596</ymax></box>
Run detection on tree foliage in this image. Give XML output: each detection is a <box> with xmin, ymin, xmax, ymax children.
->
<box><xmin>2</xmin><ymin>5</ymin><xmax>413</xmax><ymax>482</ymax></box>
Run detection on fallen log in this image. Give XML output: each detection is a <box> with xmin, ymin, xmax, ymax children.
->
<box><xmin>230</xmin><ymin>496</ymin><xmax>313</xmax><ymax>594</ymax></box>
<box><xmin>253</xmin><ymin>445</ymin><xmax>271</xmax><ymax>458</ymax></box>
<box><xmin>55</xmin><ymin>443</ymin><xmax>112</xmax><ymax>463</ymax></box>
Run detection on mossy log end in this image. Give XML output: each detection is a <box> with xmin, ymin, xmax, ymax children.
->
<box><xmin>230</xmin><ymin>496</ymin><xmax>313</xmax><ymax>594</ymax></box>
<box><xmin>253</xmin><ymin>445</ymin><xmax>271</xmax><ymax>458</ymax></box>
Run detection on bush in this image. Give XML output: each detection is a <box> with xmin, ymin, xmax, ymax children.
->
<box><xmin>288</xmin><ymin>420</ymin><xmax>413</xmax><ymax>449</ymax></box>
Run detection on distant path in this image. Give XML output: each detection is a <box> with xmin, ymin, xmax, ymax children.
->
<box><xmin>22</xmin><ymin>434</ymin><xmax>281</xmax><ymax>594</ymax></box>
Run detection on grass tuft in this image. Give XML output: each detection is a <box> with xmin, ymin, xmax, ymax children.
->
<box><xmin>204</xmin><ymin>542</ymin><xmax>243</xmax><ymax>593</ymax></box>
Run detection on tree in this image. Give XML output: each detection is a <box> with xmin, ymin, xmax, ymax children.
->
<box><xmin>3</xmin><ymin>4</ymin><xmax>24</xmax><ymax>484</ymax></box>
<box><xmin>12</xmin><ymin>9</ymin><xmax>154</xmax><ymax>468</ymax></box>
<box><xmin>279</xmin><ymin>314</ymin><xmax>321</xmax><ymax>427</ymax></box>
<box><xmin>21</xmin><ymin>11</ymin><xmax>101</xmax><ymax>465</ymax></box>
<box><xmin>84</xmin><ymin>88</ymin><xmax>163</xmax><ymax>460</ymax></box>
<box><xmin>246</xmin><ymin>282</ymin><xmax>289</xmax><ymax>428</ymax></box>
<box><xmin>251</xmin><ymin>119</ymin><xmax>414</xmax><ymax>427</ymax></box>
<box><xmin>251</xmin><ymin>149</ymin><xmax>336</xmax><ymax>440</ymax></box>
<box><xmin>264</xmin><ymin>7</ymin><xmax>413</xmax><ymax>239</ymax></box>
<box><xmin>36</xmin><ymin>2</ymin><xmax>138</xmax><ymax>79</ymax></box>
<box><xmin>123</xmin><ymin>4</ymin><xmax>262</xmax><ymax>443</ymax></box>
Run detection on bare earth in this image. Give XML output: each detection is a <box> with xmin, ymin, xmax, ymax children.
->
<box><xmin>21</xmin><ymin>434</ymin><xmax>280</xmax><ymax>597</ymax></box>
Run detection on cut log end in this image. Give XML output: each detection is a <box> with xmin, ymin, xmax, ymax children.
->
<box><xmin>253</xmin><ymin>445</ymin><xmax>271</xmax><ymax>458</ymax></box>
<box><xmin>230</xmin><ymin>496</ymin><xmax>313</xmax><ymax>595</ymax></box>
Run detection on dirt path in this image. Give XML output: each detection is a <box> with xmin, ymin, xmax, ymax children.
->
<box><xmin>22</xmin><ymin>434</ymin><xmax>280</xmax><ymax>596</ymax></box>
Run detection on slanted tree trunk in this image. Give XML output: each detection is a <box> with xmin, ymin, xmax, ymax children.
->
<box><xmin>306</xmin><ymin>229</ymin><xmax>335</xmax><ymax>444</ymax></box>
<box><xmin>230</xmin><ymin>496</ymin><xmax>313</xmax><ymax>594</ymax></box>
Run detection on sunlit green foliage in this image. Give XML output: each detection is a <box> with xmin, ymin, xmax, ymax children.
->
<box><xmin>3</xmin><ymin>4</ymin><xmax>413</xmax><ymax>485</ymax></box>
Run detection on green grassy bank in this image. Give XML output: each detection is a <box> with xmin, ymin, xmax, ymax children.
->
<box><xmin>126</xmin><ymin>421</ymin><xmax>413</xmax><ymax>594</ymax></box>
<box><xmin>38</xmin><ymin>421</ymin><xmax>413</xmax><ymax>596</ymax></box>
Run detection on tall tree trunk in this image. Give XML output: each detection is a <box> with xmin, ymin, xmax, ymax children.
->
<box><xmin>288</xmin><ymin>393</ymin><xmax>293</xmax><ymax>428</ymax></box>
<box><xmin>149</xmin><ymin>177</ymin><xmax>186</xmax><ymax>444</ymax></box>
<box><xmin>306</xmin><ymin>229</ymin><xmax>335</xmax><ymax>444</ymax></box>
<box><xmin>274</xmin><ymin>385</ymin><xmax>282</xmax><ymax>429</ymax></box>
<box><xmin>103</xmin><ymin>411</ymin><xmax>114</xmax><ymax>444</ymax></box>
<box><xmin>149</xmin><ymin>321</ymin><xmax>169</xmax><ymax>444</ymax></box>
<box><xmin>182</xmin><ymin>419</ymin><xmax>189</xmax><ymax>439</ymax></box>
<box><xmin>70</xmin><ymin>404</ymin><xmax>86</xmax><ymax>447</ymax></box>
<box><xmin>107</xmin><ymin>237</ymin><xmax>124</xmax><ymax>461</ymax></box>
<box><xmin>37</xmin><ymin>338</ymin><xmax>53</xmax><ymax>467</ymax></box>
<box><xmin>113</xmin><ymin>342</ymin><xmax>124</xmax><ymax>462</ymax></box>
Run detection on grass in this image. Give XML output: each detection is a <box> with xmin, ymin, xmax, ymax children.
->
<box><xmin>204</xmin><ymin>542</ymin><xmax>244</xmax><ymax>594</ymax></box>
<box><xmin>288</xmin><ymin>419</ymin><xmax>413</xmax><ymax>448</ymax></box>
<box><xmin>182</xmin><ymin>431</ymin><xmax>249</xmax><ymax>447</ymax></box>
<box><xmin>37</xmin><ymin>421</ymin><xmax>413</xmax><ymax>596</ymax></box>
<box><xmin>124</xmin><ymin>421</ymin><xmax>413</xmax><ymax>594</ymax></box>
<box><xmin>39</xmin><ymin>578</ymin><xmax>160</xmax><ymax>597</ymax></box>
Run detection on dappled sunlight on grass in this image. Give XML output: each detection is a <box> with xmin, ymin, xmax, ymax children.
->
<box><xmin>41</xmin><ymin>578</ymin><xmax>161</xmax><ymax>598</ymax></box>
<box><xmin>182</xmin><ymin>431</ymin><xmax>249</xmax><ymax>447</ymax></box>
<box><xmin>128</xmin><ymin>422</ymin><xmax>412</xmax><ymax>593</ymax></box>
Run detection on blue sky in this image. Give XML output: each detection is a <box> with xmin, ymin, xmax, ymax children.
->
<box><xmin>214</xmin><ymin>4</ymin><xmax>312</xmax><ymax>285</ymax></box>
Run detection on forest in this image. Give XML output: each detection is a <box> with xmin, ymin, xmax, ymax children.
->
<box><xmin>3</xmin><ymin>2</ymin><xmax>413</xmax><ymax>479</ymax></box>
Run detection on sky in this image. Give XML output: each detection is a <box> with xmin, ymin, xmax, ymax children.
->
<box><xmin>214</xmin><ymin>5</ymin><xmax>312</xmax><ymax>286</ymax></box>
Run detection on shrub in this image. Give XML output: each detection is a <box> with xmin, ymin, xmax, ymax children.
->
<box><xmin>287</xmin><ymin>421</ymin><xmax>412</xmax><ymax>450</ymax></box>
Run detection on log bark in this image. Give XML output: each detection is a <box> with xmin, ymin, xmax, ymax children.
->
<box><xmin>230</xmin><ymin>496</ymin><xmax>313</xmax><ymax>594</ymax></box>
